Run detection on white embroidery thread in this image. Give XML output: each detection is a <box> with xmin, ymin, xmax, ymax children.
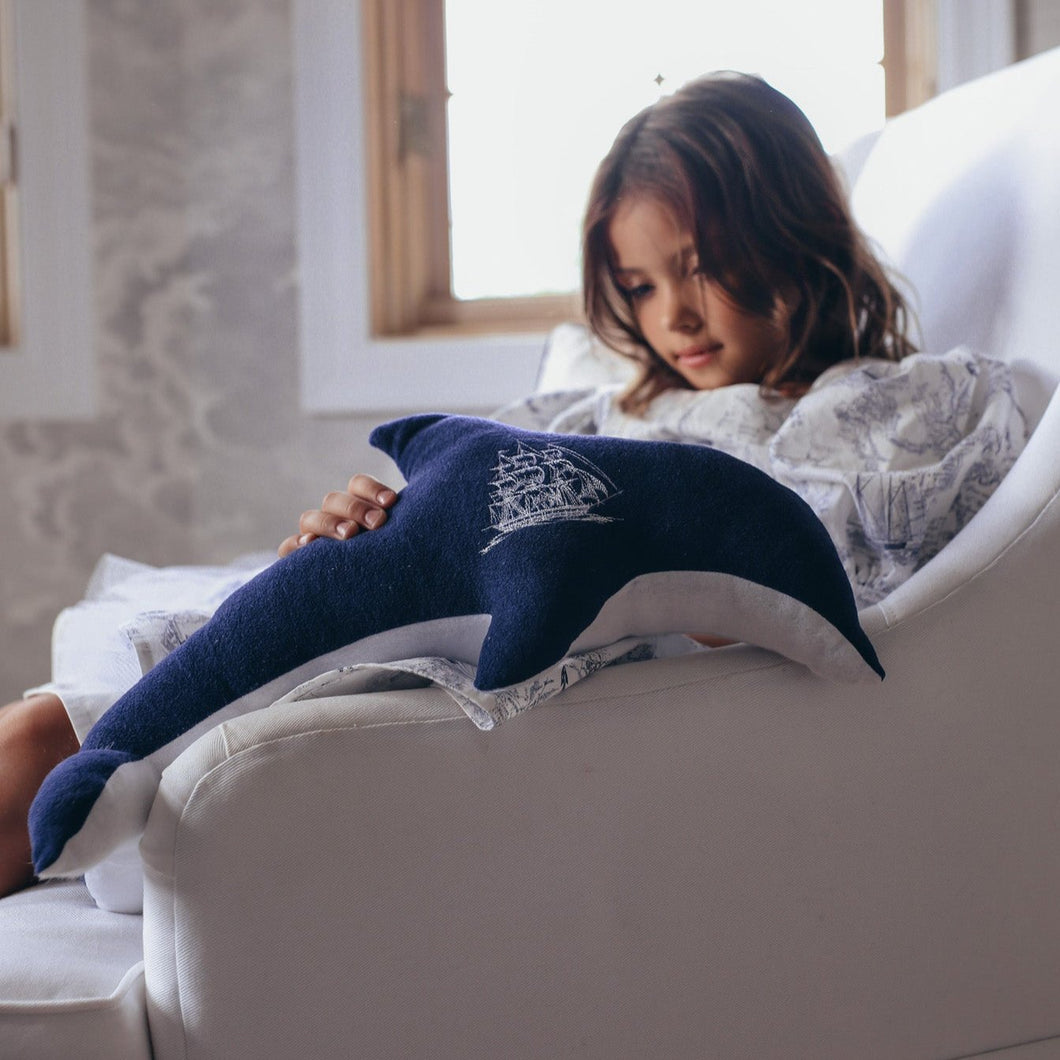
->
<box><xmin>481</xmin><ymin>442</ymin><xmax>621</xmax><ymax>554</ymax></box>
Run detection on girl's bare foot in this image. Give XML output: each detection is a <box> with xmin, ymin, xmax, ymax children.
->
<box><xmin>0</xmin><ymin>694</ymin><xmax>79</xmax><ymax>897</ymax></box>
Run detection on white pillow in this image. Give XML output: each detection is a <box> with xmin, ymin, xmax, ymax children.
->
<box><xmin>535</xmin><ymin>322</ymin><xmax>633</xmax><ymax>393</ymax></box>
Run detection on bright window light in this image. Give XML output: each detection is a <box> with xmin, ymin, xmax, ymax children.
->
<box><xmin>445</xmin><ymin>0</ymin><xmax>884</xmax><ymax>300</ymax></box>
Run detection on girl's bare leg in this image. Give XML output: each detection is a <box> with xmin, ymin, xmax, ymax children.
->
<box><xmin>0</xmin><ymin>694</ymin><xmax>80</xmax><ymax>898</ymax></box>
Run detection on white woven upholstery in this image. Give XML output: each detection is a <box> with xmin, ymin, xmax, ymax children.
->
<box><xmin>0</xmin><ymin>880</ymin><xmax>149</xmax><ymax>1059</ymax></box>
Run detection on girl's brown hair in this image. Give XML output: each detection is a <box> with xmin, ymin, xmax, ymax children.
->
<box><xmin>583</xmin><ymin>72</ymin><xmax>916</xmax><ymax>413</ymax></box>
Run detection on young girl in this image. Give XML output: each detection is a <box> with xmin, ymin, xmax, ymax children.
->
<box><xmin>281</xmin><ymin>71</ymin><xmax>917</xmax><ymax>555</ymax></box>
<box><xmin>0</xmin><ymin>72</ymin><xmax>1027</xmax><ymax>899</ymax></box>
<box><xmin>283</xmin><ymin>72</ymin><xmax>1023</xmax><ymax>605</ymax></box>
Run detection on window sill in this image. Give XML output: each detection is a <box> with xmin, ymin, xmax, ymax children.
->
<box><xmin>300</xmin><ymin>327</ymin><xmax>547</xmax><ymax>417</ymax></box>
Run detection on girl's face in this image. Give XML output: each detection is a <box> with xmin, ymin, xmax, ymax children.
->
<box><xmin>608</xmin><ymin>196</ymin><xmax>788</xmax><ymax>390</ymax></box>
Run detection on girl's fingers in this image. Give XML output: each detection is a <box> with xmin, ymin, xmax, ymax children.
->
<box><xmin>277</xmin><ymin>532</ymin><xmax>317</xmax><ymax>558</ymax></box>
<box><xmin>307</xmin><ymin>497</ymin><xmax>387</xmax><ymax>537</ymax></box>
<box><xmin>347</xmin><ymin>474</ymin><xmax>399</xmax><ymax>508</ymax></box>
<box><xmin>315</xmin><ymin>476</ymin><xmax>399</xmax><ymax>533</ymax></box>
<box><xmin>278</xmin><ymin>476</ymin><xmax>399</xmax><ymax>557</ymax></box>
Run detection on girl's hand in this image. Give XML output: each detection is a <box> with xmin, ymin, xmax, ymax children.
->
<box><xmin>278</xmin><ymin>474</ymin><xmax>399</xmax><ymax>557</ymax></box>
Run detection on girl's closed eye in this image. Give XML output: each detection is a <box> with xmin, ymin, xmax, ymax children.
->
<box><xmin>624</xmin><ymin>282</ymin><xmax>654</xmax><ymax>301</ymax></box>
<box><xmin>615</xmin><ymin>272</ymin><xmax>654</xmax><ymax>300</ymax></box>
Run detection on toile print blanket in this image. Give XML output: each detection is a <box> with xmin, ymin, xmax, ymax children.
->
<box><xmin>499</xmin><ymin>346</ymin><xmax>1030</xmax><ymax>608</ymax></box>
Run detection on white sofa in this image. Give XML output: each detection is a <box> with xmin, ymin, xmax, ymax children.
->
<box><xmin>3</xmin><ymin>48</ymin><xmax>1060</xmax><ymax>1060</ymax></box>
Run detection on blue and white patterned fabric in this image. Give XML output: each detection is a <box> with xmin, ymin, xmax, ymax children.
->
<box><xmin>30</xmin><ymin>412</ymin><xmax>882</xmax><ymax>881</ymax></box>
<box><xmin>500</xmin><ymin>347</ymin><xmax>1029</xmax><ymax>606</ymax></box>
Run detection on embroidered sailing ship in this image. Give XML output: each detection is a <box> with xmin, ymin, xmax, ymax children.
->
<box><xmin>480</xmin><ymin>442</ymin><xmax>621</xmax><ymax>553</ymax></box>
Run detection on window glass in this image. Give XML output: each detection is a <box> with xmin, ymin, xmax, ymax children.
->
<box><xmin>445</xmin><ymin>0</ymin><xmax>884</xmax><ymax>300</ymax></box>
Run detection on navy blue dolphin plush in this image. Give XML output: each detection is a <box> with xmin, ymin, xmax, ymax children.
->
<box><xmin>31</xmin><ymin>413</ymin><xmax>882</xmax><ymax>879</ymax></box>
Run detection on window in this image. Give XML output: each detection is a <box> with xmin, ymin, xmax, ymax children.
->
<box><xmin>0</xmin><ymin>0</ymin><xmax>94</xmax><ymax>420</ymax></box>
<box><xmin>294</xmin><ymin>0</ymin><xmax>1016</xmax><ymax>416</ymax></box>
<box><xmin>358</xmin><ymin>0</ymin><xmax>582</xmax><ymax>337</ymax></box>
<box><xmin>365</xmin><ymin>0</ymin><xmax>890</xmax><ymax>339</ymax></box>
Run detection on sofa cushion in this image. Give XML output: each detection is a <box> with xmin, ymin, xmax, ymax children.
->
<box><xmin>0</xmin><ymin>880</ymin><xmax>149</xmax><ymax>1059</ymax></box>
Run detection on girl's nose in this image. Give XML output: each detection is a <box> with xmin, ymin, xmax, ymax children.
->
<box><xmin>662</xmin><ymin>280</ymin><xmax>703</xmax><ymax>333</ymax></box>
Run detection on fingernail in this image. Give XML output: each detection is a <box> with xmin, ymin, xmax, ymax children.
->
<box><xmin>298</xmin><ymin>533</ymin><xmax>313</xmax><ymax>546</ymax></box>
<box><xmin>377</xmin><ymin>489</ymin><xmax>397</xmax><ymax>506</ymax></box>
<box><xmin>336</xmin><ymin>521</ymin><xmax>354</xmax><ymax>538</ymax></box>
<box><xmin>365</xmin><ymin>509</ymin><xmax>384</xmax><ymax>529</ymax></box>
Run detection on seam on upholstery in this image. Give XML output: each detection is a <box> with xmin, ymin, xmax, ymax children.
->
<box><xmin>558</xmin><ymin>652</ymin><xmax>793</xmax><ymax>708</ymax></box>
<box><xmin>289</xmin><ymin>711</ymin><xmax>463</xmax><ymax>730</ymax></box>
<box><xmin>0</xmin><ymin>960</ymin><xmax>145</xmax><ymax>1015</ymax></box>
<box><xmin>218</xmin><ymin>710</ymin><xmax>463</xmax><ymax>760</ymax></box>
<box><xmin>944</xmin><ymin>1030</ymin><xmax>1060</xmax><ymax>1059</ymax></box>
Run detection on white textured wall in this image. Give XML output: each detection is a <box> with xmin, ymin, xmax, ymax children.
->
<box><xmin>0</xmin><ymin>0</ymin><xmax>396</xmax><ymax>698</ymax></box>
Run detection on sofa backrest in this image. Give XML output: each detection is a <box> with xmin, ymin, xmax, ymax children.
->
<box><xmin>850</xmin><ymin>46</ymin><xmax>1060</xmax><ymax>374</ymax></box>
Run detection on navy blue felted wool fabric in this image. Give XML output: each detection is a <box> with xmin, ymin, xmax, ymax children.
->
<box><xmin>30</xmin><ymin>413</ymin><xmax>882</xmax><ymax>878</ymax></box>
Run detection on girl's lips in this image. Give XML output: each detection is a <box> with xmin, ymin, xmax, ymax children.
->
<box><xmin>675</xmin><ymin>343</ymin><xmax>722</xmax><ymax>367</ymax></box>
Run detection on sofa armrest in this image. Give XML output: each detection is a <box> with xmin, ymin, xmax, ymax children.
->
<box><xmin>140</xmin><ymin>555</ymin><xmax>1060</xmax><ymax>1060</ymax></box>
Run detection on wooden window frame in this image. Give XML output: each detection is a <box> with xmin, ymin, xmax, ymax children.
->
<box><xmin>363</xmin><ymin>0</ymin><xmax>933</xmax><ymax>340</ymax></box>
<box><xmin>361</xmin><ymin>0</ymin><xmax>580</xmax><ymax>338</ymax></box>
<box><xmin>296</xmin><ymin>0</ymin><xmax>1018</xmax><ymax>415</ymax></box>
<box><xmin>294</xmin><ymin>0</ymin><xmax>544</xmax><ymax>416</ymax></box>
<box><xmin>883</xmin><ymin>0</ymin><xmax>940</xmax><ymax>115</ymax></box>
